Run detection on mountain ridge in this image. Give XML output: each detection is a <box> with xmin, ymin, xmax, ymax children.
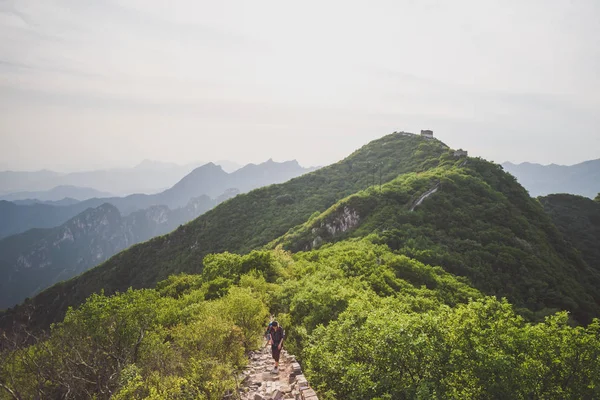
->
<box><xmin>0</xmin><ymin>159</ymin><xmax>314</xmax><ymax>238</ymax></box>
<box><xmin>0</xmin><ymin>159</ymin><xmax>272</xmax><ymax>195</ymax></box>
<box><xmin>502</xmin><ymin>158</ymin><xmax>600</xmax><ymax>198</ymax></box>
<box><xmin>0</xmin><ymin>199</ymin><xmax>107</xmax><ymax>239</ymax></box>
<box><xmin>2</xmin><ymin>132</ymin><xmax>598</xmax><ymax>335</ymax></box>
<box><xmin>0</xmin><ymin>196</ymin><xmax>217</xmax><ymax>309</ymax></box>
<box><xmin>539</xmin><ymin>193</ymin><xmax>600</xmax><ymax>274</ymax></box>
<box><xmin>0</xmin><ymin>185</ymin><xmax>113</xmax><ymax>202</ymax></box>
<box><xmin>59</xmin><ymin>159</ymin><xmax>315</xmax><ymax>215</ymax></box>
<box><xmin>269</xmin><ymin>159</ymin><xmax>600</xmax><ymax>322</ymax></box>
<box><xmin>2</xmin><ymin>132</ymin><xmax>600</xmax><ymax>400</ymax></box>
<box><xmin>11</xmin><ymin>198</ymin><xmax>81</xmax><ymax>206</ymax></box>
<box><xmin>0</xmin><ymin>132</ymin><xmax>449</xmax><ymax>330</ymax></box>
<box><xmin>0</xmin><ymin>159</ymin><xmax>313</xmax><ymax>309</ymax></box>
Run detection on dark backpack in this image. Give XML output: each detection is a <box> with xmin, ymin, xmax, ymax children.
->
<box><xmin>265</xmin><ymin>322</ymin><xmax>274</xmax><ymax>336</ymax></box>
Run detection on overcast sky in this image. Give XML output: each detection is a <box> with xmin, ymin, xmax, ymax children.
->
<box><xmin>1</xmin><ymin>0</ymin><xmax>599</xmax><ymax>171</ymax></box>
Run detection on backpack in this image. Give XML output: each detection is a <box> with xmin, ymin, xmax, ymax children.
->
<box><xmin>265</xmin><ymin>322</ymin><xmax>274</xmax><ymax>336</ymax></box>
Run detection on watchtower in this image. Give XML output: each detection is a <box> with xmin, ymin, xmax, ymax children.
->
<box><xmin>420</xmin><ymin>130</ymin><xmax>434</xmax><ymax>139</ymax></box>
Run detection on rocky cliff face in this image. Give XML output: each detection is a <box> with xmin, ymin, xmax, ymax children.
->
<box><xmin>0</xmin><ymin>195</ymin><xmax>218</xmax><ymax>309</ymax></box>
<box><xmin>311</xmin><ymin>206</ymin><xmax>360</xmax><ymax>249</ymax></box>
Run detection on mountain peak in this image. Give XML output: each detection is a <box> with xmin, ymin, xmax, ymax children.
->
<box><xmin>213</xmin><ymin>160</ymin><xmax>242</xmax><ymax>173</ymax></box>
<box><xmin>96</xmin><ymin>202</ymin><xmax>120</xmax><ymax>212</ymax></box>
<box><xmin>0</xmin><ymin>132</ymin><xmax>449</xmax><ymax>331</ymax></box>
<box><xmin>193</xmin><ymin>162</ymin><xmax>226</xmax><ymax>173</ymax></box>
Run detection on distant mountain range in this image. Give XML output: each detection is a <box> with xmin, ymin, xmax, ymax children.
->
<box><xmin>0</xmin><ymin>185</ymin><xmax>112</xmax><ymax>202</ymax></box>
<box><xmin>11</xmin><ymin>198</ymin><xmax>81</xmax><ymax>206</ymax></box>
<box><xmin>0</xmin><ymin>159</ymin><xmax>242</xmax><ymax>196</ymax></box>
<box><xmin>502</xmin><ymin>159</ymin><xmax>600</xmax><ymax>199</ymax></box>
<box><xmin>4</xmin><ymin>132</ymin><xmax>600</xmax><ymax>342</ymax></box>
<box><xmin>0</xmin><ymin>199</ymin><xmax>107</xmax><ymax>239</ymax></box>
<box><xmin>0</xmin><ymin>197</ymin><xmax>218</xmax><ymax>309</ymax></box>
<box><xmin>0</xmin><ymin>159</ymin><xmax>314</xmax><ymax>239</ymax></box>
<box><xmin>213</xmin><ymin>160</ymin><xmax>243</xmax><ymax>173</ymax></box>
<box><xmin>0</xmin><ymin>159</ymin><xmax>314</xmax><ymax>307</ymax></box>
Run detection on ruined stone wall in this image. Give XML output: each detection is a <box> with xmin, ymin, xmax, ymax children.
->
<box><xmin>234</xmin><ymin>346</ymin><xmax>319</xmax><ymax>400</ymax></box>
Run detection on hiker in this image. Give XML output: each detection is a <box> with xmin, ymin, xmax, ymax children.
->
<box><xmin>267</xmin><ymin>321</ymin><xmax>285</xmax><ymax>373</ymax></box>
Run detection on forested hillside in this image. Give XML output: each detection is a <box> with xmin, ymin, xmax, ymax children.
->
<box><xmin>0</xmin><ymin>196</ymin><xmax>215</xmax><ymax>309</ymax></box>
<box><xmin>0</xmin><ymin>133</ymin><xmax>449</xmax><ymax>331</ymax></box>
<box><xmin>539</xmin><ymin>194</ymin><xmax>600</xmax><ymax>272</ymax></box>
<box><xmin>1</xmin><ymin>132</ymin><xmax>600</xmax><ymax>399</ymax></box>
<box><xmin>271</xmin><ymin>159</ymin><xmax>600</xmax><ymax>323</ymax></box>
<box><xmin>2</xmin><ymin>241</ymin><xmax>599</xmax><ymax>399</ymax></box>
<box><xmin>0</xmin><ymin>199</ymin><xmax>106</xmax><ymax>239</ymax></box>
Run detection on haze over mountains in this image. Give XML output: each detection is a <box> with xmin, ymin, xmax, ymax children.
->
<box><xmin>0</xmin><ymin>159</ymin><xmax>314</xmax><ymax>308</ymax></box>
<box><xmin>502</xmin><ymin>159</ymin><xmax>600</xmax><ymax>199</ymax></box>
<box><xmin>0</xmin><ymin>159</ymin><xmax>314</xmax><ymax>238</ymax></box>
<box><xmin>0</xmin><ymin>186</ymin><xmax>113</xmax><ymax>203</ymax></box>
<box><xmin>1</xmin><ymin>132</ymin><xmax>600</xmax><ymax>398</ymax></box>
<box><xmin>0</xmin><ymin>159</ymin><xmax>242</xmax><ymax>197</ymax></box>
<box><xmin>3</xmin><ymin>131</ymin><xmax>598</xmax><ymax>332</ymax></box>
<box><xmin>0</xmin><ymin>200</ymin><xmax>107</xmax><ymax>239</ymax></box>
<box><xmin>3</xmin><ymin>0</ymin><xmax>600</xmax><ymax>395</ymax></box>
<box><xmin>0</xmin><ymin>197</ymin><xmax>218</xmax><ymax>309</ymax></box>
<box><xmin>0</xmin><ymin>149</ymin><xmax>596</xmax><ymax>312</ymax></box>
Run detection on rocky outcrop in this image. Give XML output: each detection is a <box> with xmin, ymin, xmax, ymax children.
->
<box><xmin>232</xmin><ymin>345</ymin><xmax>318</xmax><ymax>400</ymax></box>
<box><xmin>309</xmin><ymin>206</ymin><xmax>360</xmax><ymax>250</ymax></box>
<box><xmin>322</xmin><ymin>206</ymin><xmax>360</xmax><ymax>236</ymax></box>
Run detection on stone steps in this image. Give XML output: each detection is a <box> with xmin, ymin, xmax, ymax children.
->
<box><xmin>231</xmin><ymin>342</ymin><xmax>319</xmax><ymax>400</ymax></box>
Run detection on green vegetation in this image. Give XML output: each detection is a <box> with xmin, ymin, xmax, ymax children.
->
<box><xmin>539</xmin><ymin>193</ymin><xmax>600</xmax><ymax>273</ymax></box>
<box><xmin>3</xmin><ymin>240</ymin><xmax>598</xmax><ymax>399</ymax></box>
<box><xmin>1</xmin><ymin>276</ymin><xmax>268</xmax><ymax>399</ymax></box>
<box><xmin>306</xmin><ymin>297</ymin><xmax>600</xmax><ymax>399</ymax></box>
<box><xmin>272</xmin><ymin>160</ymin><xmax>600</xmax><ymax>323</ymax></box>
<box><xmin>2</xmin><ymin>132</ymin><xmax>600</xmax><ymax>399</ymax></box>
<box><xmin>0</xmin><ymin>196</ymin><xmax>218</xmax><ymax>310</ymax></box>
<box><xmin>0</xmin><ymin>133</ymin><xmax>449</xmax><ymax>332</ymax></box>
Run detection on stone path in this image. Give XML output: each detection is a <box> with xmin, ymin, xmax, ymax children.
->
<box><xmin>232</xmin><ymin>342</ymin><xmax>319</xmax><ymax>400</ymax></box>
<box><xmin>410</xmin><ymin>182</ymin><xmax>440</xmax><ymax>211</ymax></box>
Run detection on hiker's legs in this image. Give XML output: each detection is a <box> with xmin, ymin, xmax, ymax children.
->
<box><xmin>271</xmin><ymin>344</ymin><xmax>281</xmax><ymax>370</ymax></box>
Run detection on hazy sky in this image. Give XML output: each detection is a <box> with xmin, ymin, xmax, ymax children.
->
<box><xmin>1</xmin><ymin>0</ymin><xmax>599</xmax><ymax>171</ymax></box>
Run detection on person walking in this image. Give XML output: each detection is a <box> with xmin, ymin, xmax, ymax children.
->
<box><xmin>267</xmin><ymin>321</ymin><xmax>285</xmax><ymax>374</ymax></box>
